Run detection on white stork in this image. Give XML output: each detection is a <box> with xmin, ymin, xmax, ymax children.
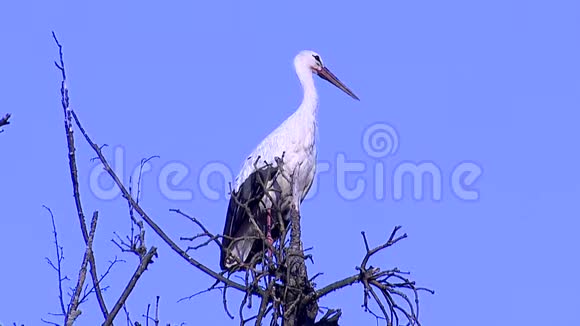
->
<box><xmin>220</xmin><ymin>50</ymin><xmax>359</xmax><ymax>271</ymax></box>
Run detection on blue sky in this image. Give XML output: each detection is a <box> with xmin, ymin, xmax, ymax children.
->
<box><xmin>1</xmin><ymin>1</ymin><xmax>579</xmax><ymax>325</ymax></box>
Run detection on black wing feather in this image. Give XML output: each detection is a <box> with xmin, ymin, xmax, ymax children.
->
<box><xmin>220</xmin><ymin>166</ymin><xmax>279</xmax><ymax>270</ymax></box>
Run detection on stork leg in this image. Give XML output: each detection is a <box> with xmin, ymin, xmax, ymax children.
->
<box><xmin>266</xmin><ymin>208</ymin><xmax>273</xmax><ymax>258</ymax></box>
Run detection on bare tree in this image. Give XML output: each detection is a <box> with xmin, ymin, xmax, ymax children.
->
<box><xmin>45</xmin><ymin>32</ymin><xmax>433</xmax><ymax>326</ymax></box>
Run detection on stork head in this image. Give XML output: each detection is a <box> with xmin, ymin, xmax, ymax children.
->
<box><xmin>294</xmin><ymin>50</ymin><xmax>360</xmax><ymax>101</ymax></box>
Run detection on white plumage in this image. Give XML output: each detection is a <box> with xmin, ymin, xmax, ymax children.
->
<box><xmin>220</xmin><ymin>50</ymin><xmax>359</xmax><ymax>271</ymax></box>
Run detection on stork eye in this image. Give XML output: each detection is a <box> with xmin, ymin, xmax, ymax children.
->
<box><xmin>312</xmin><ymin>54</ymin><xmax>322</xmax><ymax>65</ymax></box>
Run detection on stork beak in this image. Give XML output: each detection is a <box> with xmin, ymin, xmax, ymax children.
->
<box><xmin>316</xmin><ymin>66</ymin><xmax>360</xmax><ymax>101</ymax></box>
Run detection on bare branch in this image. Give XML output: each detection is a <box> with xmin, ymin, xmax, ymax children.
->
<box><xmin>66</xmin><ymin>211</ymin><xmax>99</xmax><ymax>325</ymax></box>
<box><xmin>69</xmin><ymin>109</ymin><xmax>260</xmax><ymax>296</ymax></box>
<box><xmin>52</xmin><ymin>31</ymin><xmax>109</xmax><ymax>320</ymax></box>
<box><xmin>103</xmin><ymin>247</ymin><xmax>158</xmax><ymax>326</ymax></box>
<box><xmin>360</xmin><ymin>227</ymin><xmax>407</xmax><ymax>269</ymax></box>
<box><xmin>300</xmin><ymin>226</ymin><xmax>433</xmax><ymax>326</ymax></box>
<box><xmin>121</xmin><ymin>156</ymin><xmax>158</xmax><ymax>258</ymax></box>
<box><xmin>281</xmin><ymin>204</ymin><xmax>318</xmax><ymax>326</ymax></box>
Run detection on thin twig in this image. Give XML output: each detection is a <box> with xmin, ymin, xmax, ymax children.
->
<box><xmin>177</xmin><ymin>280</ymin><xmax>222</xmax><ymax>303</ymax></box>
<box><xmin>123</xmin><ymin>305</ymin><xmax>132</xmax><ymax>326</ymax></box>
<box><xmin>41</xmin><ymin>319</ymin><xmax>60</xmax><ymax>326</ymax></box>
<box><xmin>79</xmin><ymin>257</ymin><xmax>125</xmax><ymax>304</ymax></box>
<box><xmin>171</xmin><ymin>209</ymin><xmax>222</xmax><ymax>249</ymax></box>
<box><xmin>43</xmin><ymin>205</ymin><xmax>68</xmax><ymax>319</ymax></box>
<box><xmin>154</xmin><ymin>296</ymin><xmax>160</xmax><ymax>326</ymax></box>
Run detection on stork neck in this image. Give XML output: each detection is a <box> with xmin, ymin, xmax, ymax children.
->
<box><xmin>296</xmin><ymin>66</ymin><xmax>319</xmax><ymax>117</ymax></box>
